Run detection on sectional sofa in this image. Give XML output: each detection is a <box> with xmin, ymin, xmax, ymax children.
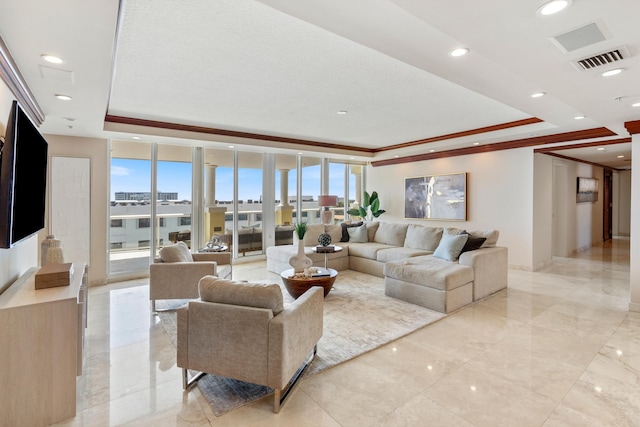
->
<box><xmin>266</xmin><ymin>221</ymin><xmax>508</xmax><ymax>313</ymax></box>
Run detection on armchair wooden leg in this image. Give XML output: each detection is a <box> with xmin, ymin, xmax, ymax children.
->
<box><xmin>273</xmin><ymin>345</ymin><xmax>317</xmax><ymax>413</ymax></box>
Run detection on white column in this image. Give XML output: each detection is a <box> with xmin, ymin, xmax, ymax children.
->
<box><xmin>629</xmin><ymin>135</ymin><xmax>640</xmax><ymax>312</ymax></box>
<box><xmin>279</xmin><ymin>169</ymin><xmax>290</xmax><ymax>206</ymax></box>
<box><xmin>206</xmin><ymin>165</ymin><xmax>217</xmax><ymax>207</ymax></box>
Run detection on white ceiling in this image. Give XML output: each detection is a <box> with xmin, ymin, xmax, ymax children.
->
<box><xmin>0</xmin><ymin>0</ymin><xmax>638</xmax><ymax>168</ymax></box>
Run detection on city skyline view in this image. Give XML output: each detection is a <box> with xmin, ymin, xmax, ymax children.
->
<box><xmin>111</xmin><ymin>158</ymin><xmax>356</xmax><ymax>202</ymax></box>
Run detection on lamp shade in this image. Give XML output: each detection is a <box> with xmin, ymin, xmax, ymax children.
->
<box><xmin>317</xmin><ymin>195</ymin><xmax>338</xmax><ymax>207</ymax></box>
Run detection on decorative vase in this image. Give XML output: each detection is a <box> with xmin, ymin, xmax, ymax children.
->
<box><xmin>318</xmin><ymin>233</ymin><xmax>332</xmax><ymax>246</ymax></box>
<box><xmin>289</xmin><ymin>236</ymin><xmax>313</xmax><ymax>273</ymax></box>
<box><xmin>41</xmin><ymin>235</ymin><xmax>61</xmax><ymax>266</ymax></box>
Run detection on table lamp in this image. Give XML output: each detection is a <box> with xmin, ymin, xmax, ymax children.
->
<box><xmin>317</xmin><ymin>195</ymin><xmax>338</xmax><ymax>225</ymax></box>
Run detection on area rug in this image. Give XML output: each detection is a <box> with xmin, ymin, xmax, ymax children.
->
<box><xmin>157</xmin><ymin>269</ymin><xmax>446</xmax><ymax>416</ymax></box>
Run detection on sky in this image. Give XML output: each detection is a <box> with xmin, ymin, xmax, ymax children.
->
<box><xmin>111</xmin><ymin>159</ymin><xmax>353</xmax><ymax>202</ymax></box>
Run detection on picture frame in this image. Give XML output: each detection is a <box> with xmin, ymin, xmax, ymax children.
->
<box><xmin>576</xmin><ymin>177</ymin><xmax>598</xmax><ymax>203</ymax></box>
<box><xmin>404</xmin><ymin>172</ymin><xmax>467</xmax><ymax>221</ymax></box>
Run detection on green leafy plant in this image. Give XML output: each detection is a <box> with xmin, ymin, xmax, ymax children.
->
<box><xmin>347</xmin><ymin>191</ymin><xmax>386</xmax><ymax>221</ymax></box>
<box><xmin>294</xmin><ymin>220</ymin><xmax>308</xmax><ymax>240</ymax></box>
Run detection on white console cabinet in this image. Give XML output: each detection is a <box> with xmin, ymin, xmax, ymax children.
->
<box><xmin>0</xmin><ymin>262</ymin><xmax>87</xmax><ymax>427</ymax></box>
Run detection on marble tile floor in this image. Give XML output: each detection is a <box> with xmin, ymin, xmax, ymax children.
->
<box><xmin>52</xmin><ymin>238</ymin><xmax>639</xmax><ymax>426</ymax></box>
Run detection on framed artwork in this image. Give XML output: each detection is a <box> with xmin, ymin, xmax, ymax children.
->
<box><xmin>404</xmin><ymin>172</ymin><xmax>467</xmax><ymax>221</ymax></box>
<box><xmin>576</xmin><ymin>177</ymin><xmax>598</xmax><ymax>203</ymax></box>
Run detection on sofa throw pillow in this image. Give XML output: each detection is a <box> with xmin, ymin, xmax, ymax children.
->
<box><xmin>460</xmin><ymin>232</ymin><xmax>487</xmax><ymax>254</ymax></box>
<box><xmin>347</xmin><ymin>224</ymin><xmax>368</xmax><ymax>243</ymax></box>
<box><xmin>433</xmin><ymin>233</ymin><xmax>469</xmax><ymax>261</ymax></box>
<box><xmin>198</xmin><ymin>276</ymin><xmax>284</xmax><ymax>315</ymax></box>
<box><xmin>159</xmin><ymin>241</ymin><xmax>193</xmax><ymax>263</ymax></box>
<box><xmin>467</xmin><ymin>229</ymin><xmax>499</xmax><ymax>247</ymax></box>
<box><xmin>340</xmin><ymin>221</ymin><xmax>363</xmax><ymax>242</ymax></box>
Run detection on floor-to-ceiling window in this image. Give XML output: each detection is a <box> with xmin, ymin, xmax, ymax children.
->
<box><xmin>157</xmin><ymin>144</ymin><xmax>193</xmax><ymax>251</ymax></box>
<box><xmin>109</xmin><ymin>140</ymin><xmax>152</xmax><ymax>275</ymax></box>
<box><xmin>110</xmin><ymin>142</ymin><xmax>367</xmax><ymax>272</ymax></box>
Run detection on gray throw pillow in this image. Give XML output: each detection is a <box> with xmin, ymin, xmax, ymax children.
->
<box><xmin>433</xmin><ymin>233</ymin><xmax>469</xmax><ymax>261</ymax></box>
<box><xmin>347</xmin><ymin>224</ymin><xmax>368</xmax><ymax>243</ymax></box>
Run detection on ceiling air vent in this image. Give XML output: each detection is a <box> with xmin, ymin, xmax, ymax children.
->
<box><xmin>572</xmin><ymin>46</ymin><xmax>629</xmax><ymax>71</ymax></box>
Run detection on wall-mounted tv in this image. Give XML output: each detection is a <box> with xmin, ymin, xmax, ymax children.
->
<box><xmin>0</xmin><ymin>101</ymin><xmax>48</xmax><ymax>248</ymax></box>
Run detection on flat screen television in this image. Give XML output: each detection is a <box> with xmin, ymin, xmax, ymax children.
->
<box><xmin>0</xmin><ymin>100</ymin><xmax>48</xmax><ymax>248</ymax></box>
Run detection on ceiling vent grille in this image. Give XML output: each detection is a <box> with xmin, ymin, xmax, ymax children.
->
<box><xmin>573</xmin><ymin>46</ymin><xmax>629</xmax><ymax>71</ymax></box>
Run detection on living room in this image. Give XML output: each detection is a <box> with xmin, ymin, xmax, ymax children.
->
<box><xmin>1</xmin><ymin>0</ymin><xmax>640</xmax><ymax>425</ymax></box>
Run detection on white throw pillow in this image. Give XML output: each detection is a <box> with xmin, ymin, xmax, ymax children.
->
<box><xmin>347</xmin><ymin>224</ymin><xmax>368</xmax><ymax>243</ymax></box>
<box><xmin>433</xmin><ymin>234</ymin><xmax>469</xmax><ymax>262</ymax></box>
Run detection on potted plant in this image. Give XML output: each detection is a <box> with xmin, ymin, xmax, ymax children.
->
<box><xmin>294</xmin><ymin>220</ymin><xmax>308</xmax><ymax>240</ymax></box>
<box><xmin>347</xmin><ymin>191</ymin><xmax>386</xmax><ymax>221</ymax></box>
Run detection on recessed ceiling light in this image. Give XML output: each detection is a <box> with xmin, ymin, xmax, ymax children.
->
<box><xmin>394</xmin><ymin>155</ymin><xmax>399</xmax><ymax>158</ymax></box>
<box><xmin>617</xmin><ymin>155</ymin><xmax>625</xmax><ymax>158</ymax></box>
<box><xmin>228</xmin><ymin>145</ymin><xmax>234</xmax><ymax>149</ymax></box>
<box><xmin>473</xmin><ymin>142</ymin><xmax>480</xmax><ymax>146</ymax></box>
<box><xmin>429</xmin><ymin>149</ymin><xmax>435</xmax><ymax>153</ymax></box>
<box><xmin>632</xmin><ymin>102</ymin><xmax>640</xmax><ymax>107</ymax></box>
<box><xmin>55</xmin><ymin>94</ymin><xmax>72</xmax><ymax>101</ymax></box>
<box><xmin>41</xmin><ymin>54</ymin><xmax>64</xmax><ymax>64</ymax></box>
<box><xmin>531</xmin><ymin>92</ymin><xmax>546</xmax><ymax>98</ymax></box>
<box><xmin>536</xmin><ymin>0</ymin><xmax>572</xmax><ymax>16</ymax></box>
<box><xmin>574</xmin><ymin>115</ymin><xmax>586</xmax><ymax>120</ymax></box>
<box><xmin>596</xmin><ymin>147</ymin><xmax>606</xmax><ymax>151</ymax></box>
<box><xmin>337</xmin><ymin>110</ymin><xmax>348</xmax><ymax>115</ymax></box>
<box><xmin>132</xmin><ymin>136</ymin><xmax>141</xmax><ymax>140</ymax></box>
<box><xmin>602</xmin><ymin>68</ymin><xmax>624</xmax><ymax>77</ymax></box>
<box><xmin>450</xmin><ymin>48</ymin><xmax>469</xmax><ymax>57</ymax></box>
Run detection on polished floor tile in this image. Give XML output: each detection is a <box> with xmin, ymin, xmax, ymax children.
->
<box><xmin>51</xmin><ymin>238</ymin><xmax>639</xmax><ymax>426</ymax></box>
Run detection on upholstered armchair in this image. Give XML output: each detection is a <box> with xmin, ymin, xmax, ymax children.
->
<box><xmin>149</xmin><ymin>242</ymin><xmax>232</xmax><ymax>312</ymax></box>
<box><xmin>177</xmin><ymin>276</ymin><xmax>324</xmax><ymax>413</ymax></box>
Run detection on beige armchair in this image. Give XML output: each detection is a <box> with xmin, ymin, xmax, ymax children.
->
<box><xmin>177</xmin><ymin>276</ymin><xmax>324</xmax><ymax>413</ymax></box>
<box><xmin>150</xmin><ymin>242</ymin><xmax>232</xmax><ymax>312</ymax></box>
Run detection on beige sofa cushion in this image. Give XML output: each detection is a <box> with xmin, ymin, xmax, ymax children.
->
<box><xmin>324</xmin><ymin>224</ymin><xmax>343</xmax><ymax>245</ymax></box>
<box><xmin>198</xmin><ymin>276</ymin><xmax>284</xmax><ymax>315</ymax></box>
<box><xmin>366</xmin><ymin>221</ymin><xmax>380</xmax><ymax>242</ymax></box>
<box><xmin>373</xmin><ymin>222</ymin><xmax>408</xmax><ymax>246</ymax></box>
<box><xmin>404</xmin><ymin>225</ymin><xmax>443</xmax><ymax>251</ymax></box>
<box><xmin>303</xmin><ymin>224</ymin><xmax>325</xmax><ymax>246</ymax></box>
<box><xmin>377</xmin><ymin>247</ymin><xmax>431</xmax><ymax>263</ymax></box>
<box><xmin>159</xmin><ymin>241</ymin><xmax>193</xmax><ymax>262</ymax></box>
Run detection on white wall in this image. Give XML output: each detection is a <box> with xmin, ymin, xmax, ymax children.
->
<box><xmin>0</xmin><ymin>82</ymin><xmax>39</xmax><ymax>293</ymax></box>
<box><xmin>368</xmin><ymin>148</ymin><xmax>535</xmax><ymax>269</ymax></box>
<box><xmin>43</xmin><ymin>135</ymin><xmax>109</xmax><ymax>286</ymax></box>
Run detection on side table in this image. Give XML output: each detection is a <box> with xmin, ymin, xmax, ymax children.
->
<box><xmin>311</xmin><ymin>245</ymin><xmax>343</xmax><ymax>269</ymax></box>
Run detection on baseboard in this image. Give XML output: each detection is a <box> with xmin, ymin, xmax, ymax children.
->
<box><xmin>629</xmin><ymin>302</ymin><xmax>640</xmax><ymax>313</ymax></box>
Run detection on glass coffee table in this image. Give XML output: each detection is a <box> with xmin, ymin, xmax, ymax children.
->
<box><xmin>280</xmin><ymin>268</ymin><xmax>337</xmax><ymax>298</ymax></box>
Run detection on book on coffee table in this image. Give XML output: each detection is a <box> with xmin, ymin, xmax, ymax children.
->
<box><xmin>310</xmin><ymin>268</ymin><xmax>331</xmax><ymax>277</ymax></box>
<box><xmin>315</xmin><ymin>245</ymin><xmax>335</xmax><ymax>253</ymax></box>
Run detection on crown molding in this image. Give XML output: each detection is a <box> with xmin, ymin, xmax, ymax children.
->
<box><xmin>624</xmin><ymin>120</ymin><xmax>640</xmax><ymax>135</ymax></box>
<box><xmin>371</xmin><ymin>127</ymin><xmax>616</xmax><ymax>167</ymax></box>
